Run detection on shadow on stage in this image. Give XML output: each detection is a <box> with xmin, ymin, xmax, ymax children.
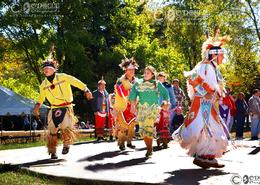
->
<box><xmin>135</xmin><ymin>146</ymin><xmax>165</xmax><ymax>152</ymax></box>
<box><xmin>78</xmin><ymin>145</ymin><xmax>164</xmax><ymax>163</ymax></box>
<box><xmin>248</xmin><ymin>146</ymin><xmax>260</xmax><ymax>155</ymax></box>
<box><xmin>19</xmin><ymin>159</ymin><xmax>65</xmax><ymax>168</ymax></box>
<box><xmin>78</xmin><ymin>150</ymin><xmax>132</xmax><ymax>162</ymax></box>
<box><xmin>164</xmin><ymin>168</ymin><xmax>230</xmax><ymax>185</ymax></box>
<box><xmin>73</xmin><ymin>140</ymin><xmax>105</xmax><ymax>146</ymax></box>
<box><xmin>84</xmin><ymin>157</ymin><xmax>153</xmax><ymax>172</ymax></box>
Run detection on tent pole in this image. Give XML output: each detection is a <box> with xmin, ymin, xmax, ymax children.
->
<box><xmin>44</xmin><ymin>110</ymin><xmax>47</xmax><ymax>138</ymax></box>
<box><xmin>0</xmin><ymin>117</ymin><xmax>3</xmax><ymax>144</ymax></box>
<box><xmin>29</xmin><ymin>112</ymin><xmax>32</xmax><ymax>140</ymax></box>
<box><xmin>43</xmin><ymin>111</ymin><xmax>48</xmax><ymax>130</ymax></box>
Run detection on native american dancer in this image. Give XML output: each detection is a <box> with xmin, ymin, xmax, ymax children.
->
<box><xmin>34</xmin><ymin>58</ymin><xmax>92</xmax><ymax>159</ymax></box>
<box><xmin>114</xmin><ymin>57</ymin><xmax>139</xmax><ymax>150</ymax></box>
<box><xmin>91</xmin><ymin>78</ymin><xmax>109</xmax><ymax>141</ymax></box>
<box><xmin>129</xmin><ymin>66</ymin><xmax>169</xmax><ymax>157</ymax></box>
<box><xmin>172</xmin><ymin>27</ymin><xmax>230</xmax><ymax>168</ymax></box>
<box><xmin>156</xmin><ymin>101</ymin><xmax>172</xmax><ymax>149</ymax></box>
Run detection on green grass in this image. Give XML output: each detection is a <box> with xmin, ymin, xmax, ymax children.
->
<box><xmin>0</xmin><ymin>164</ymin><xmax>135</xmax><ymax>185</ymax></box>
<box><xmin>0</xmin><ymin>136</ymin><xmax>95</xmax><ymax>151</ymax></box>
<box><xmin>0</xmin><ymin>164</ymin><xmax>63</xmax><ymax>185</ymax></box>
<box><xmin>0</xmin><ymin>140</ymin><xmax>46</xmax><ymax>150</ymax></box>
<box><xmin>0</xmin><ymin>171</ymin><xmax>58</xmax><ymax>185</ymax></box>
<box><xmin>0</xmin><ymin>164</ymin><xmax>98</xmax><ymax>185</ymax></box>
<box><xmin>0</xmin><ymin>135</ymin><xmax>131</xmax><ymax>185</ymax></box>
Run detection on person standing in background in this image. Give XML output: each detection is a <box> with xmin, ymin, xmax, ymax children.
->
<box><xmin>108</xmin><ymin>93</ymin><xmax>116</xmax><ymax>141</ymax></box>
<box><xmin>23</xmin><ymin>115</ymin><xmax>30</xmax><ymax>131</ymax></box>
<box><xmin>248</xmin><ymin>89</ymin><xmax>260</xmax><ymax>140</ymax></box>
<box><xmin>235</xmin><ymin>92</ymin><xmax>248</xmax><ymax>139</ymax></box>
<box><xmin>225</xmin><ymin>87</ymin><xmax>237</xmax><ymax>131</ymax></box>
<box><xmin>172</xmin><ymin>79</ymin><xmax>186</xmax><ymax>134</ymax></box>
<box><xmin>172</xmin><ymin>79</ymin><xmax>186</xmax><ymax>108</ymax></box>
<box><xmin>91</xmin><ymin>78</ymin><xmax>109</xmax><ymax>141</ymax></box>
<box><xmin>171</xmin><ymin>106</ymin><xmax>184</xmax><ymax>132</ymax></box>
<box><xmin>157</xmin><ymin>72</ymin><xmax>177</xmax><ymax>135</ymax></box>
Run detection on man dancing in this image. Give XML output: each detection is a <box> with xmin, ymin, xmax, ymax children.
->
<box><xmin>34</xmin><ymin>58</ymin><xmax>92</xmax><ymax>159</ymax></box>
<box><xmin>114</xmin><ymin>57</ymin><xmax>139</xmax><ymax>150</ymax></box>
<box><xmin>173</xmin><ymin>27</ymin><xmax>230</xmax><ymax>168</ymax></box>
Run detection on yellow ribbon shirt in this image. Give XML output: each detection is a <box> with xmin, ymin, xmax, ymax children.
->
<box><xmin>37</xmin><ymin>73</ymin><xmax>88</xmax><ymax>108</ymax></box>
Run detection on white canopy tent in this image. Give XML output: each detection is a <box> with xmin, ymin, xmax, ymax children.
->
<box><xmin>0</xmin><ymin>85</ymin><xmax>48</xmax><ymax>116</ymax></box>
<box><xmin>0</xmin><ymin>86</ymin><xmax>48</xmax><ymax>137</ymax></box>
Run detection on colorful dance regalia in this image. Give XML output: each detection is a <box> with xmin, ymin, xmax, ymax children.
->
<box><xmin>114</xmin><ymin>75</ymin><xmax>137</xmax><ymax>147</ymax></box>
<box><xmin>156</xmin><ymin>109</ymin><xmax>171</xmax><ymax>142</ymax></box>
<box><xmin>173</xmin><ymin>35</ymin><xmax>230</xmax><ymax>168</ymax></box>
<box><xmin>37</xmin><ymin>73</ymin><xmax>89</xmax><ymax>155</ymax></box>
<box><xmin>129</xmin><ymin>79</ymin><xmax>169</xmax><ymax>139</ymax></box>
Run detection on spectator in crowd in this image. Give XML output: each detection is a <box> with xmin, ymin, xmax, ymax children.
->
<box><xmin>157</xmin><ymin>72</ymin><xmax>176</xmax><ymax>109</ymax></box>
<box><xmin>172</xmin><ymin>79</ymin><xmax>185</xmax><ymax>108</ymax></box>
<box><xmin>235</xmin><ymin>92</ymin><xmax>248</xmax><ymax>139</ymax></box>
<box><xmin>248</xmin><ymin>89</ymin><xmax>260</xmax><ymax>140</ymax></box>
<box><xmin>171</xmin><ymin>106</ymin><xmax>184</xmax><ymax>133</ymax></box>
<box><xmin>157</xmin><ymin>72</ymin><xmax>177</xmax><ymax>134</ymax></box>
<box><xmin>23</xmin><ymin>115</ymin><xmax>30</xmax><ymax>131</ymax></box>
<box><xmin>219</xmin><ymin>88</ymin><xmax>237</xmax><ymax>138</ymax></box>
<box><xmin>108</xmin><ymin>93</ymin><xmax>116</xmax><ymax>141</ymax></box>
<box><xmin>32</xmin><ymin>119</ymin><xmax>38</xmax><ymax>131</ymax></box>
<box><xmin>219</xmin><ymin>97</ymin><xmax>231</xmax><ymax>137</ymax></box>
<box><xmin>79</xmin><ymin>121</ymin><xmax>87</xmax><ymax>129</ymax></box>
<box><xmin>34</xmin><ymin>116</ymin><xmax>43</xmax><ymax>130</ymax></box>
<box><xmin>91</xmin><ymin>78</ymin><xmax>109</xmax><ymax>141</ymax></box>
<box><xmin>227</xmin><ymin>88</ymin><xmax>237</xmax><ymax>131</ymax></box>
<box><xmin>11</xmin><ymin>121</ymin><xmax>15</xmax><ymax>130</ymax></box>
<box><xmin>173</xmin><ymin>79</ymin><xmax>185</xmax><ymax>134</ymax></box>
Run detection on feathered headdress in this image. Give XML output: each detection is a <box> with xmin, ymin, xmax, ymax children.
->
<box><xmin>98</xmin><ymin>76</ymin><xmax>106</xmax><ymax>84</ymax></box>
<box><xmin>42</xmin><ymin>43</ymin><xmax>59</xmax><ymax>70</ymax></box>
<box><xmin>201</xmin><ymin>28</ymin><xmax>230</xmax><ymax>59</ymax></box>
<box><xmin>119</xmin><ymin>56</ymin><xmax>139</xmax><ymax>70</ymax></box>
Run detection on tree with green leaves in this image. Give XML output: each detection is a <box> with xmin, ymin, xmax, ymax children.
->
<box><xmin>0</xmin><ymin>0</ymin><xmax>259</xmax><ymax>118</ymax></box>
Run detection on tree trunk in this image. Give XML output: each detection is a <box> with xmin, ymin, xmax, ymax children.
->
<box><xmin>246</xmin><ymin>0</ymin><xmax>260</xmax><ymax>41</ymax></box>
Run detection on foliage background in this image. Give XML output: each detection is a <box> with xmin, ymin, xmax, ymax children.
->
<box><xmin>0</xmin><ymin>0</ymin><xmax>259</xmax><ymax>118</ymax></box>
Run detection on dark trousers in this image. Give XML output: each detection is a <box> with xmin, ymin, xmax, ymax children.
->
<box><xmin>236</xmin><ymin>115</ymin><xmax>246</xmax><ymax>137</ymax></box>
